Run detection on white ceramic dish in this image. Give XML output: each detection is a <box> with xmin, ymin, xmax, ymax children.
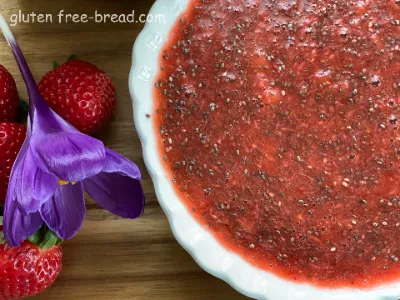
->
<box><xmin>129</xmin><ymin>0</ymin><xmax>400</xmax><ymax>299</ymax></box>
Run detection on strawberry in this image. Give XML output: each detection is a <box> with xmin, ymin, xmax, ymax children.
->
<box><xmin>0</xmin><ymin>65</ymin><xmax>19</xmax><ymax>122</ymax></box>
<box><xmin>0</xmin><ymin>123</ymin><xmax>26</xmax><ymax>204</ymax></box>
<box><xmin>0</xmin><ymin>227</ymin><xmax>63</xmax><ymax>300</ymax></box>
<box><xmin>38</xmin><ymin>60</ymin><xmax>116</xmax><ymax>135</ymax></box>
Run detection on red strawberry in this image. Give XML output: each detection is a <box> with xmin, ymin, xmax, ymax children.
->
<box><xmin>38</xmin><ymin>60</ymin><xmax>116</xmax><ymax>135</ymax></box>
<box><xmin>0</xmin><ymin>65</ymin><xmax>19</xmax><ymax>122</ymax></box>
<box><xmin>0</xmin><ymin>237</ymin><xmax>63</xmax><ymax>300</ymax></box>
<box><xmin>0</xmin><ymin>123</ymin><xmax>26</xmax><ymax>204</ymax></box>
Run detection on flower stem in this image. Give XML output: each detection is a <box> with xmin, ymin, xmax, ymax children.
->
<box><xmin>0</xmin><ymin>15</ymin><xmax>48</xmax><ymax>116</ymax></box>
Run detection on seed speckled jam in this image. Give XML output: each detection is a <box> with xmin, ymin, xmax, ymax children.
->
<box><xmin>154</xmin><ymin>0</ymin><xmax>400</xmax><ymax>288</ymax></box>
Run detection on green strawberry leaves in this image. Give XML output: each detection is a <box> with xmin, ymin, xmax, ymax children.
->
<box><xmin>27</xmin><ymin>225</ymin><xmax>63</xmax><ymax>249</ymax></box>
<box><xmin>27</xmin><ymin>230</ymin><xmax>42</xmax><ymax>245</ymax></box>
<box><xmin>67</xmin><ymin>54</ymin><xmax>78</xmax><ymax>62</ymax></box>
<box><xmin>15</xmin><ymin>99</ymin><xmax>29</xmax><ymax>123</ymax></box>
<box><xmin>53</xmin><ymin>55</ymin><xmax>78</xmax><ymax>69</ymax></box>
<box><xmin>39</xmin><ymin>230</ymin><xmax>60</xmax><ymax>250</ymax></box>
<box><xmin>0</xmin><ymin>216</ymin><xmax>4</xmax><ymax>245</ymax></box>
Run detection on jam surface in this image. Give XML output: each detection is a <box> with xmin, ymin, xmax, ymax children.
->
<box><xmin>154</xmin><ymin>0</ymin><xmax>400</xmax><ymax>288</ymax></box>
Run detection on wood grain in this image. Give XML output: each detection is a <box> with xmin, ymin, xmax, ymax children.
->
<box><xmin>0</xmin><ymin>0</ymin><xmax>248</xmax><ymax>299</ymax></box>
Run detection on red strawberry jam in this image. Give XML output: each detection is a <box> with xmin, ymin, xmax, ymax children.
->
<box><xmin>154</xmin><ymin>0</ymin><xmax>400</xmax><ymax>288</ymax></box>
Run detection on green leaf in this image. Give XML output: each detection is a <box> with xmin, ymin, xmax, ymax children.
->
<box><xmin>28</xmin><ymin>230</ymin><xmax>42</xmax><ymax>245</ymax></box>
<box><xmin>0</xmin><ymin>232</ymin><xmax>5</xmax><ymax>245</ymax></box>
<box><xmin>0</xmin><ymin>217</ymin><xmax>4</xmax><ymax>244</ymax></box>
<box><xmin>15</xmin><ymin>99</ymin><xmax>29</xmax><ymax>123</ymax></box>
<box><xmin>53</xmin><ymin>61</ymin><xmax>60</xmax><ymax>69</ymax></box>
<box><xmin>67</xmin><ymin>54</ymin><xmax>78</xmax><ymax>62</ymax></box>
<box><xmin>39</xmin><ymin>229</ymin><xmax>59</xmax><ymax>250</ymax></box>
<box><xmin>18</xmin><ymin>99</ymin><xmax>28</xmax><ymax>114</ymax></box>
<box><xmin>26</xmin><ymin>225</ymin><xmax>62</xmax><ymax>249</ymax></box>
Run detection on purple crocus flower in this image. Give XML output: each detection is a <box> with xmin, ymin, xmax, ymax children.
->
<box><xmin>0</xmin><ymin>16</ymin><xmax>145</xmax><ymax>247</ymax></box>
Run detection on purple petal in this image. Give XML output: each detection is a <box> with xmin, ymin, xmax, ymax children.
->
<box><xmin>3</xmin><ymin>131</ymin><xmax>44</xmax><ymax>247</ymax></box>
<box><xmin>83</xmin><ymin>172</ymin><xmax>145</xmax><ymax>219</ymax></box>
<box><xmin>13</xmin><ymin>147</ymin><xmax>58</xmax><ymax>214</ymax></box>
<box><xmin>83</xmin><ymin>149</ymin><xmax>144</xmax><ymax>218</ymax></box>
<box><xmin>3</xmin><ymin>193</ymin><xmax>43</xmax><ymax>247</ymax></box>
<box><xmin>33</xmin><ymin>103</ymin><xmax>81</xmax><ymax>133</ymax></box>
<box><xmin>102</xmin><ymin>148</ymin><xmax>142</xmax><ymax>179</ymax></box>
<box><xmin>31</xmin><ymin>112</ymin><xmax>106</xmax><ymax>182</ymax></box>
<box><xmin>40</xmin><ymin>182</ymin><xmax>86</xmax><ymax>240</ymax></box>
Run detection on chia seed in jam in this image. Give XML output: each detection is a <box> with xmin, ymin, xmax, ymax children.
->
<box><xmin>154</xmin><ymin>0</ymin><xmax>400</xmax><ymax>288</ymax></box>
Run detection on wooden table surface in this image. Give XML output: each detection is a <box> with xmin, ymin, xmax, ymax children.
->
<box><xmin>0</xmin><ymin>1</ymin><xmax>248</xmax><ymax>299</ymax></box>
